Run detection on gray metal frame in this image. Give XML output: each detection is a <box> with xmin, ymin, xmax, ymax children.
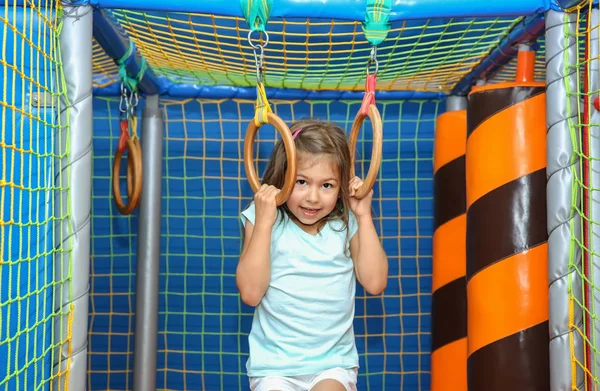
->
<box><xmin>546</xmin><ymin>8</ymin><xmax>584</xmax><ymax>391</ymax></box>
<box><xmin>132</xmin><ymin>94</ymin><xmax>164</xmax><ymax>391</ymax></box>
<box><xmin>53</xmin><ymin>4</ymin><xmax>93</xmax><ymax>390</ymax></box>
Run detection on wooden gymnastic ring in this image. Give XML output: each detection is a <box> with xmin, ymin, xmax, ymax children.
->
<box><xmin>126</xmin><ymin>151</ymin><xmax>135</xmax><ymax>198</ymax></box>
<box><xmin>244</xmin><ymin>112</ymin><xmax>296</xmax><ymax>206</ymax></box>
<box><xmin>126</xmin><ymin>138</ymin><xmax>143</xmax><ymax>199</ymax></box>
<box><xmin>348</xmin><ymin>104</ymin><xmax>383</xmax><ymax>199</ymax></box>
<box><xmin>113</xmin><ymin>137</ymin><xmax>143</xmax><ymax>215</ymax></box>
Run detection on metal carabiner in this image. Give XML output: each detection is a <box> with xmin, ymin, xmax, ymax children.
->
<box><xmin>248</xmin><ymin>29</ymin><xmax>269</xmax><ymax>84</ymax></box>
<box><xmin>119</xmin><ymin>83</ymin><xmax>128</xmax><ymax>114</ymax></box>
<box><xmin>366</xmin><ymin>45</ymin><xmax>379</xmax><ymax>76</ymax></box>
<box><xmin>253</xmin><ymin>45</ymin><xmax>265</xmax><ymax>84</ymax></box>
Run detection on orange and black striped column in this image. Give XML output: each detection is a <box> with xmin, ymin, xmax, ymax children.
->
<box><xmin>431</xmin><ymin>98</ymin><xmax>467</xmax><ymax>391</ymax></box>
<box><xmin>465</xmin><ymin>48</ymin><xmax>549</xmax><ymax>390</ymax></box>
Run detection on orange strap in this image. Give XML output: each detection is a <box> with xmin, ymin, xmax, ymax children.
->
<box><xmin>118</xmin><ymin>119</ymin><xmax>130</xmax><ymax>153</ymax></box>
<box><xmin>359</xmin><ymin>74</ymin><xmax>377</xmax><ymax>117</ymax></box>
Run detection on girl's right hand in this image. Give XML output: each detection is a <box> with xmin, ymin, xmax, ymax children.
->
<box><xmin>254</xmin><ymin>184</ymin><xmax>281</xmax><ymax>229</ymax></box>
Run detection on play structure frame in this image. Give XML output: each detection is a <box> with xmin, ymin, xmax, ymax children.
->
<box><xmin>46</xmin><ymin>0</ymin><xmax>587</xmax><ymax>390</ymax></box>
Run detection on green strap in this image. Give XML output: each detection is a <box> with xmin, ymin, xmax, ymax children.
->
<box><xmin>362</xmin><ymin>0</ymin><xmax>392</xmax><ymax>46</ymax></box>
<box><xmin>116</xmin><ymin>39</ymin><xmax>147</xmax><ymax>93</ymax></box>
<box><xmin>240</xmin><ymin>0</ymin><xmax>273</xmax><ymax>32</ymax></box>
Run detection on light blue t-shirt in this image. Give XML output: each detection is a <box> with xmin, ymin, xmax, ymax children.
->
<box><xmin>240</xmin><ymin>202</ymin><xmax>360</xmax><ymax>377</ymax></box>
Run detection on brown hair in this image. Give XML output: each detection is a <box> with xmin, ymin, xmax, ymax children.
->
<box><xmin>261</xmin><ymin>118</ymin><xmax>353</xmax><ymax>238</ymax></box>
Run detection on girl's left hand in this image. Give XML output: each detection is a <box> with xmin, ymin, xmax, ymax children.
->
<box><xmin>348</xmin><ymin>176</ymin><xmax>373</xmax><ymax>218</ymax></box>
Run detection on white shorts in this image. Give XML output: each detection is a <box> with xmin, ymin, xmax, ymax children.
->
<box><xmin>249</xmin><ymin>367</ymin><xmax>358</xmax><ymax>391</ymax></box>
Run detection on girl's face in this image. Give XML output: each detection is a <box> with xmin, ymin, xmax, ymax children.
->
<box><xmin>285</xmin><ymin>154</ymin><xmax>341</xmax><ymax>234</ymax></box>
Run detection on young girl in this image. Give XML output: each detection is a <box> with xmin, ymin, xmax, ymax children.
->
<box><xmin>237</xmin><ymin>119</ymin><xmax>388</xmax><ymax>391</ymax></box>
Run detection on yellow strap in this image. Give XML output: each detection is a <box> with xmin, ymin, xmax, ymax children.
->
<box><xmin>253</xmin><ymin>82</ymin><xmax>272</xmax><ymax>126</ymax></box>
<box><xmin>130</xmin><ymin>116</ymin><xmax>139</xmax><ymax>141</ymax></box>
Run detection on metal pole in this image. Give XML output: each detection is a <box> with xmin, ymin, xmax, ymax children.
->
<box><xmin>545</xmin><ymin>9</ymin><xmax>584</xmax><ymax>391</ymax></box>
<box><xmin>445</xmin><ymin>95</ymin><xmax>467</xmax><ymax>111</ymax></box>
<box><xmin>132</xmin><ymin>94</ymin><xmax>163</xmax><ymax>391</ymax></box>
<box><xmin>54</xmin><ymin>3</ymin><xmax>93</xmax><ymax>390</ymax></box>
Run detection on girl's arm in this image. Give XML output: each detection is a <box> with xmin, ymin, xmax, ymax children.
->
<box><xmin>350</xmin><ymin>214</ymin><xmax>388</xmax><ymax>295</ymax></box>
<box><xmin>348</xmin><ymin>176</ymin><xmax>388</xmax><ymax>295</ymax></box>
<box><xmin>236</xmin><ymin>221</ymin><xmax>272</xmax><ymax>306</ymax></box>
<box><xmin>236</xmin><ymin>184</ymin><xmax>280</xmax><ymax>306</ymax></box>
